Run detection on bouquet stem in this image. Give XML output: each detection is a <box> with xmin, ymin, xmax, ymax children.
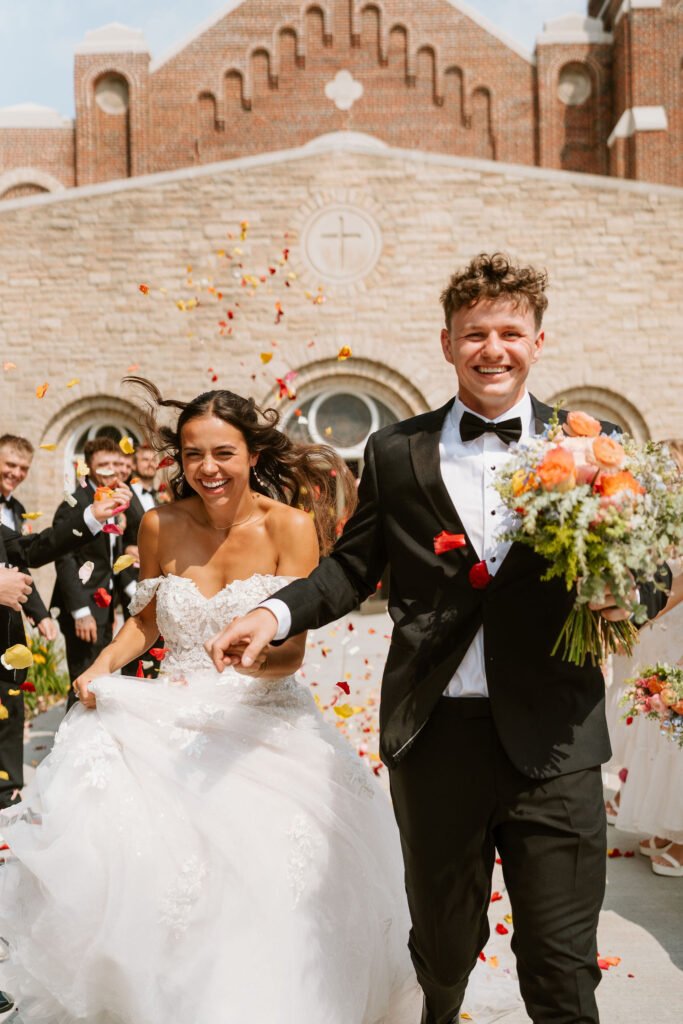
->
<box><xmin>551</xmin><ymin>605</ymin><xmax>639</xmax><ymax>667</ymax></box>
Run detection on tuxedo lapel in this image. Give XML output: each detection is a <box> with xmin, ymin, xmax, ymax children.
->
<box><xmin>408</xmin><ymin>401</ymin><xmax>477</xmax><ymax>560</ymax></box>
<box><xmin>531</xmin><ymin>394</ymin><xmax>567</xmax><ymax>436</ymax></box>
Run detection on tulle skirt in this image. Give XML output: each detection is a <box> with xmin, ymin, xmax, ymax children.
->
<box><xmin>614</xmin><ymin>712</ymin><xmax>683</xmax><ymax>842</ymax></box>
<box><xmin>0</xmin><ymin>670</ymin><xmax>422</xmax><ymax>1024</ymax></box>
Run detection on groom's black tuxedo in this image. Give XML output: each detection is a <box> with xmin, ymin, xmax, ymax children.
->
<box><xmin>277</xmin><ymin>395</ymin><xmax>668</xmax><ymax>778</ymax></box>
<box><xmin>272</xmin><ymin>394</ymin><xmax>670</xmax><ymax>1024</ymax></box>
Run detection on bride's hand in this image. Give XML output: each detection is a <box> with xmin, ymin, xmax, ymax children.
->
<box><xmin>220</xmin><ymin>634</ymin><xmax>269</xmax><ymax>677</ymax></box>
<box><xmin>206</xmin><ymin>608</ymin><xmax>278</xmax><ymax>672</ymax></box>
<box><xmin>72</xmin><ymin>669</ymin><xmax>100</xmax><ymax>709</ymax></box>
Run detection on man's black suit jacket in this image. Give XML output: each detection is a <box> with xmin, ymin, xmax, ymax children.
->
<box><xmin>275</xmin><ymin>395</ymin><xmax>670</xmax><ymax>779</ymax></box>
<box><xmin>1</xmin><ymin>494</ymin><xmax>51</xmax><ymax>628</ymax></box>
<box><xmin>0</xmin><ymin>504</ymin><xmax>94</xmax><ymax>686</ymax></box>
<box><xmin>50</xmin><ymin>483</ymin><xmax>124</xmax><ymax>629</ymax></box>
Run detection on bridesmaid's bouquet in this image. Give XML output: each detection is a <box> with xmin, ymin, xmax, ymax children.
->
<box><xmin>494</xmin><ymin>410</ymin><xmax>682</xmax><ymax>666</ymax></box>
<box><xmin>620</xmin><ymin>663</ymin><xmax>683</xmax><ymax>748</ymax></box>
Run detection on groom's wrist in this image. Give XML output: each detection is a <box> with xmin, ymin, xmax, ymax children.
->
<box><xmin>258</xmin><ymin>598</ymin><xmax>291</xmax><ymax>642</ymax></box>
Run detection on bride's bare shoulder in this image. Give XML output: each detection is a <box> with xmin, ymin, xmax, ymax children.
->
<box><xmin>263</xmin><ymin>498</ymin><xmax>317</xmax><ymax>541</ymax></box>
<box><xmin>140</xmin><ymin>499</ymin><xmax>198</xmax><ymax>535</ymax></box>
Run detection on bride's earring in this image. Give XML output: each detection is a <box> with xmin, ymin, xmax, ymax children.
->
<box><xmin>251</xmin><ymin>465</ymin><xmax>264</xmax><ymax>487</ymax></box>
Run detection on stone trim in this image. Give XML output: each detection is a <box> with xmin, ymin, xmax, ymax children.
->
<box><xmin>537</xmin><ymin>14</ymin><xmax>613</xmax><ymax>46</ymax></box>
<box><xmin>0</xmin><ymin>103</ymin><xmax>72</xmax><ymax>128</ymax></box>
<box><xmin>0</xmin><ymin>167</ymin><xmax>66</xmax><ymax>196</ymax></box>
<box><xmin>607</xmin><ymin>106</ymin><xmax>668</xmax><ymax>147</ymax></box>
<box><xmin>1</xmin><ymin>131</ymin><xmax>682</xmax><ymax>216</ymax></box>
<box><xmin>614</xmin><ymin>0</ymin><xmax>663</xmax><ymax>29</ymax></box>
<box><xmin>74</xmin><ymin>23</ymin><xmax>150</xmax><ymax>56</ymax></box>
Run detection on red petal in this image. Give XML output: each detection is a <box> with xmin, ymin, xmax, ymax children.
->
<box><xmin>336</xmin><ymin>681</ymin><xmax>350</xmax><ymax>695</ymax></box>
<box><xmin>135</xmin><ymin>661</ymin><xmax>144</xmax><ymax>678</ymax></box>
<box><xmin>490</xmin><ymin>891</ymin><xmax>503</xmax><ymax>902</ymax></box>
<box><xmin>93</xmin><ymin>588</ymin><xmax>112</xmax><ymax>608</ymax></box>
<box><xmin>469</xmin><ymin>561</ymin><xmax>492</xmax><ymax>589</ymax></box>
<box><xmin>433</xmin><ymin>531</ymin><xmax>466</xmax><ymax>555</ymax></box>
<box><xmin>495</xmin><ymin>923</ymin><xmax>509</xmax><ymax>935</ymax></box>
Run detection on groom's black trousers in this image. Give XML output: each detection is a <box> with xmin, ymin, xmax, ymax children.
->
<box><xmin>389</xmin><ymin>698</ymin><xmax>606</xmax><ymax>1024</ymax></box>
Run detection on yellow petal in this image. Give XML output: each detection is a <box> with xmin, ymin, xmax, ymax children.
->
<box><xmin>39</xmin><ymin>444</ymin><xmax>57</xmax><ymax>451</ymax></box>
<box><xmin>260</xmin><ymin>352</ymin><xmax>273</xmax><ymax>364</ymax></box>
<box><xmin>504</xmin><ymin>914</ymin><xmax>513</xmax><ymax>923</ymax></box>
<box><xmin>21</xmin><ymin>511</ymin><xmax>43</xmax><ymax>520</ymax></box>
<box><xmin>489</xmin><ymin>955</ymin><xmax>499</xmax><ymax>968</ymax></box>
<box><xmin>0</xmin><ymin>706</ymin><xmax>7</xmax><ymax>720</ymax></box>
<box><xmin>119</xmin><ymin>436</ymin><xmax>135</xmax><ymax>455</ymax></box>
<box><xmin>66</xmin><ymin>378</ymin><xmax>79</xmax><ymax>388</ymax></box>
<box><xmin>8</xmin><ymin>689</ymin><xmax>20</xmax><ymax>696</ymax></box>
<box><xmin>76</xmin><ymin>458</ymin><xmax>88</xmax><ymax>477</ymax></box>
<box><xmin>2</xmin><ymin>644</ymin><xmax>34</xmax><ymax>670</ymax></box>
<box><xmin>334</xmin><ymin>704</ymin><xmax>355</xmax><ymax>719</ymax></box>
<box><xmin>113</xmin><ymin>554</ymin><xmax>136</xmax><ymax>574</ymax></box>
<box><xmin>0</xmin><ymin>770</ymin><xmax>8</xmax><ymax>779</ymax></box>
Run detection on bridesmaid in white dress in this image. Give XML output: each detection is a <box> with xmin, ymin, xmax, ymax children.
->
<box><xmin>605</xmin><ymin>440</ymin><xmax>683</xmax><ymax>877</ymax></box>
<box><xmin>0</xmin><ymin>382</ymin><xmax>424</xmax><ymax>1024</ymax></box>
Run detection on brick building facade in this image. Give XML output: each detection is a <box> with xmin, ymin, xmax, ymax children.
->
<box><xmin>1</xmin><ymin>0</ymin><xmax>681</xmax><ymax>199</ymax></box>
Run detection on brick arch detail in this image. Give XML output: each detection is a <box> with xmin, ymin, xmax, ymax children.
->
<box><xmin>546</xmin><ymin>386</ymin><xmax>650</xmax><ymax>442</ymax></box>
<box><xmin>544</xmin><ymin>54</ymin><xmax>608</xmax><ymax>174</ymax></box>
<box><xmin>0</xmin><ymin>167</ymin><xmax>66</xmax><ymax>197</ymax></box>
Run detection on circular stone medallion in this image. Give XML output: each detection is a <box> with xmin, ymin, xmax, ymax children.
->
<box><xmin>301</xmin><ymin>204</ymin><xmax>382</xmax><ymax>285</ymax></box>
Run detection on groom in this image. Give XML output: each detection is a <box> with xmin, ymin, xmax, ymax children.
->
<box><xmin>207</xmin><ymin>253</ymin><xmax>670</xmax><ymax>1024</ymax></box>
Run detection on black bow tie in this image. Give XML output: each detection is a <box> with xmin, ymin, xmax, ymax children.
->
<box><xmin>460</xmin><ymin>410</ymin><xmax>523</xmax><ymax>446</ymax></box>
<box><xmin>0</xmin><ymin>495</ymin><xmax>10</xmax><ymax>505</ymax></box>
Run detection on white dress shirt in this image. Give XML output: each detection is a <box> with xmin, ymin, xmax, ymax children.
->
<box><xmin>0</xmin><ymin>496</ymin><xmax>19</xmax><ymax>531</ymax></box>
<box><xmin>263</xmin><ymin>392</ymin><xmax>536</xmax><ymax>698</ymax></box>
<box><xmin>132</xmin><ymin>480</ymin><xmax>156</xmax><ymax>512</ymax></box>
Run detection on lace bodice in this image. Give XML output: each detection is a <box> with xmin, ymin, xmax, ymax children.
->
<box><xmin>129</xmin><ymin>572</ymin><xmax>294</xmax><ymax>677</ymax></box>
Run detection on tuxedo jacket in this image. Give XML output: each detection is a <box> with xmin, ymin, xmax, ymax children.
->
<box><xmin>0</xmin><ymin>505</ymin><xmax>93</xmax><ymax>685</ymax></box>
<box><xmin>277</xmin><ymin>395</ymin><xmax>671</xmax><ymax>779</ymax></box>
<box><xmin>1</xmin><ymin>494</ymin><xmax>51</xmax><ymax>627</ymax></box>
<box><xmin>51</xmin><ymin>483</ymin><xmax>123</xmax><ymax>628</ymax></box>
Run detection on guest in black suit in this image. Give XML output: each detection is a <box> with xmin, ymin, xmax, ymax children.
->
<box><xmin>0</xmin><ymin>434</ymin><xmax>57</xmax><ymax>642</ymax></box>
<box><xmin>51</xmin><ymin>438</ymin><xmax>132</xmax><ymax>710</ymax></box>
<box><xmin>208</xmin><ymin>254</ymin><xmax>671</xmax><ymax>1024</ymax></box>
<box><xmin>118</xmin><ymin>443</ymin><xmax>162</xmax><ymax>677</ymax></box>
<box><xmin>0</xmin><ymin>491</ymin><xmax>125</xmax><ymax>807</ymax></box>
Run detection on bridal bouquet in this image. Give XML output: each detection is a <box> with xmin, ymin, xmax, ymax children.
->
<box><xmin>494</xmin><ymin>410</ymin><xmax>683</xmax><ymax>666</ymax></box>
<box><xmin>620</xmin><ymin>663</ymin><xmax>683</xmax><ymax>748</ymax></box>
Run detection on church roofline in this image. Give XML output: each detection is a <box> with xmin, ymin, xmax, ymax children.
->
<box><xmin>149</xmin><ymin>0</ymin><xmax>244</xmax><ymax>72</ymax></box>
<box><xmin>148</xmin><ymin>0</ymin><xmax>534</xmax><ymax>74</ymax></box>
<box><xmin>1</xmin><ymin>131</ymin><xmax>681</xmax><ymax>215</ymax></box>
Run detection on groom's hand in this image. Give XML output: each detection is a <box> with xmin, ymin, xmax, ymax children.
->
<box><xmin>205</xmin><ymin>608</ymin><xmax>279</xmax><ymax>672</ymax></box>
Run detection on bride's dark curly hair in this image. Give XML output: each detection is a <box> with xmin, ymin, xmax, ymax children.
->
<box><xmin>124</xmin><ymin>377</ymin><xmax>358</xmax><ymax>554</ymax></box>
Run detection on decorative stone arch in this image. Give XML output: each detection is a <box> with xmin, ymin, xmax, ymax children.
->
<box><xmin>545</xmin><ymin>386</ymin><xmax>650</xmax><ymax>441</ymax></box>
<box><xmin>79</xmin><ymin>63</ymin><xmax>137</xmax><ymax>108</ymax></box>
<box><xmin>273</xmin><ymin>24</ymin><xmax>304</xmax><ymax>76</ymax></box>
<box><xmin>224</xmin><ymin>67</ymin><xmax>250</xmax><ymax>111</ymax></box>
<box><xmin>357</xmin><ymin>2</ymin><xmax>385</xmax><ymax>61</ymax></box>
<box><xmin>468</xmin><ymin>85</ymin><xmax>496</xmax><ymax>159</ymax></box>
<box><xmin>387</xmin><ymin>23</ymin><xmax>412</xmax><ymax>81</ymax></box>
<box><xmin>443</xmin><ymin>65</ymin><xmax>466</xmax><ymax>125</ymax></box>
<box><xmin>302</xmin><ymin>2</ymin><xmax>334</xmax><ymax>47</ymax></box>
<box><xmin>415</xmin><ymin>44</ymin><xmax>439</xmax><ymax>103</ymax></box>
<box><xmin>247</xmin><ymin>45</ymin><xmax>277</xmax><ymax>98</ymax></box>
<box><xmin>38</xmin><ymin>394</ymin><xmax>145</xmax><ymax>499</ymax></box>
<box><xmin>263</xmin><ymin>357</ymin><xmax>430</xmax><ymax>424</ymax></box>
<box><xmin>0</xmin><ymin>167</ymin><xmax>66</xmax><ymax>199</ymax></box>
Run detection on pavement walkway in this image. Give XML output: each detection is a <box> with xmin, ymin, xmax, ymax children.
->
<box><xmin>1</xmin><ymin>610</ymin><xmax>681</xmax><ymax>1021</ymax></box>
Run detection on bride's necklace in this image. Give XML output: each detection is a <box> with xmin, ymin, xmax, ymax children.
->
<box><xmin>204</xmin><ymin>494</ymin><xmax>261</xmax><ymax>532</ymax></box>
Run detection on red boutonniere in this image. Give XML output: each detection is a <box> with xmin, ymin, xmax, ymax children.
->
<box><xmin>433</xmin><ymin>531</ymin><xmax>466</xmax><ymax>556</ymax></box>
<box><xmin>469</xmin><ymin>561</ymin><xmax>492</xmax><ymax>589</ymax></box>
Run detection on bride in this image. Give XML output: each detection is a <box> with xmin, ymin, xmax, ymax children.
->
<box><xmin>0</xmin><ymin>381</ymin><xmax>422</xmax><ymax>1024</ymax></box>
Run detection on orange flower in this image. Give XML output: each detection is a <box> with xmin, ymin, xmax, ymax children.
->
<box><xmin>671</xmin><ymin>699</ymin><xmax>683</xmax><ymax>715</ymax></box>
<box><xmin>660</xmin><ymin>686</ymin><xmax>677</xmax><ymax>707</ymax></box>
<box><xmin>646</xmin><ymin>675</ymin><xmax>667</xmax><ymax>695</ymax></box>
<box><xmin>537</xmin><ymin>447</ymin><xmax>577</xmax><ymax>492</ymax></box>
<box><xmin>565</xmin><ymin>410</ymin><xmax>602</xmax><ymax>437</ymax></box>
<box><xmin>592</xmin><ymin>436</ymin><xmax>626</xmax><ymax>469</ymax></box>
<box><xmin>596</xmin><ymin>470</ymin><xmax>644</xmax><ymax>498</ymax></box>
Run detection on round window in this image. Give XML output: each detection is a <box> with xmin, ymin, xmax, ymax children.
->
<box><xmin>95</xmin><ymin>74</ymin><xmax>130</xmax><ymax>115</ymax></box>
<box><xmin>557</xmin><ymin>65</ymin><xmax>592</xmax><ymax>107</ymax></box>
<box><xmin>283</xmin><ymin>389</ymin><xmax>397</xmax><ymax>459</ymax></box>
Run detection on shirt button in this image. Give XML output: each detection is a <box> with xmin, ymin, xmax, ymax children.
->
<box><xmin>490</xmin><ymin>509</ymin><xmax>496</xmax><ymax>515</ymax></box>
<box><xmin>491</xmin><ymin>466</ymin><xmax>496</xmax><ymax>471</ymax></box>
<box><xmin>491</xmin><ymin>556</ymin><xmax>497</xmax><ymax>563</ymax></box>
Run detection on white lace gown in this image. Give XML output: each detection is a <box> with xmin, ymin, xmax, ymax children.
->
<box><xmin>0</xmin><ymin>574</ymin><xmax>423</xmax><ymax>1024</ymax></box>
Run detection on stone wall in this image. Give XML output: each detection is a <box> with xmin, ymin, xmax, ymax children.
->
<box><xmin>1</xmin><ymin>134</ymin><xmax>681</xmax><ymax>527</ymax></box>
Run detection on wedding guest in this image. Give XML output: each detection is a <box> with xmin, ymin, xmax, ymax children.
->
<box><xmin>607</xmin><ymin>441</ymin><xmax>683</xmax><ymax>875</ymax></box>
<box><xmin>0</xmin><ymin>434</ymin><xmax>57</xmax><ymax>642</ymax></box>
<box><xmin>0</xmin><ymin>491</ymin><xmax>126</xmax><ymax>808</ymax></box>
<box><xmin>119</xmin><ymin>443</ymin><xmax>162</xmax><ymax>677</ymax></box>
<box><xmin>50</xmin><ymin>438</ymin><xmax>132</xmax><ymax>709</ymax></box>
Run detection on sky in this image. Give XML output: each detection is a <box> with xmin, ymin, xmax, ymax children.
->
<box><xmin>0</xmin><ymin>1</ymin><xmax>583</xmax><ymax>118</ymax></box>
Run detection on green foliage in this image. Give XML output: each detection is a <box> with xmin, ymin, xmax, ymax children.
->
<box><xmin>24</xmin><ymin>632</ymin><xmax>70</xmax><ymax>717</ymax></box>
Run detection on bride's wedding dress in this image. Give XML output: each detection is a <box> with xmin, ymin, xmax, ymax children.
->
<box><xmin>0</xmin><ymin>574</ymin><xmax>421</xmax><ymax>1024</ymax></box>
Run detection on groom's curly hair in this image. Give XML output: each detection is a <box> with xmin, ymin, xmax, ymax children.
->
<box><xmin>440</xmin><ymin>252</ymin><xmax>549</xmax><ymax>331</ymax></box>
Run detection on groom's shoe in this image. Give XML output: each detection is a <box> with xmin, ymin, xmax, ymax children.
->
<box><xmin>0</xmin><ymin>991</ymin><xmax>14</xmax><ymax>1013</ymax></box>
